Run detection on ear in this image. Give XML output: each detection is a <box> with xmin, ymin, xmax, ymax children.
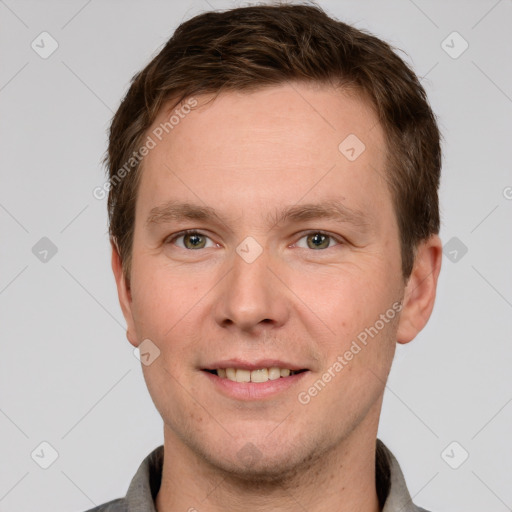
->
<box><xmin>396</xmin><ymin>234</ymin><xmax>442</xmax><ymax>344</ymax></box>
<box><xmin>111</xmin><ymin>240</ymin><xmax>139</xmax><ymax>347</ymax></box>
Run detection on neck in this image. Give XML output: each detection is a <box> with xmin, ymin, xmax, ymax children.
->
<box><xmin>155</xmin><ymin>415</ymin><xmax>381</xmax><ymax>512</ymax></box>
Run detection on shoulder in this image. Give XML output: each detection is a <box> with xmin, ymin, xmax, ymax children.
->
<box><xmin>82</xmin><ymin>498</ymin><xmax>127</xmax><ymax>511</ymax></box>
<box><xmin>377</xmin><ymin>439</ymin><xmax>435</xmax><ymax>512</ymax></box>
<box><xmin>79</xmin><ymin>445</ymin><xmax>164</xmax><ymax>512</ymax></box>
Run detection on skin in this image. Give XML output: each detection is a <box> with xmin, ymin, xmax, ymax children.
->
<box><xmin>112</xmin><ymin>81</ymin><xmax>442</xmax><ymax>512</ymax></box>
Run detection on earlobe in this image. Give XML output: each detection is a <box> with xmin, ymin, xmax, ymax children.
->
<box><xmin>396</xmin><ymin>235</ymin><xmax>442</xmax><ymax>344</ymax></box>
<box><xmin>111</xmin><ymin>240</ymin><xmax>139</xmax><ymax>347</ymax></box>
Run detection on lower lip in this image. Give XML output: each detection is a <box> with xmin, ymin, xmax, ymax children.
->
<box><xmin>202</xmin><ymin>370</ymin><xmax>309</xmax><ymax>400</ymax></box>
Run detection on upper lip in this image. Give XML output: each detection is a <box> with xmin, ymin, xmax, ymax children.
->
<box><xmin>202</xmin><ymin>359</ymin><xmax>308</xmax><ymax>371</ymax></box>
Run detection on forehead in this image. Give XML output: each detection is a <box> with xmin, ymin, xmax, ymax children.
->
<box><xmin>135</xmin><ymin>82</ymin><xmax>392</xmax><ymax>228</ymax></box>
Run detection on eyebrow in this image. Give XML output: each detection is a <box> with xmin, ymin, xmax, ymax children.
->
<box><xmin>145</xmin><ymin>199</ymin><xmax>371</xmax><ymax>231</ymax></box>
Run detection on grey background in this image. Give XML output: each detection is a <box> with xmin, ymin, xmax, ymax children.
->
<box><xmin>1</xmin><ymin>0</ymin><xmax>511</xmax><ymax>510</ymax></box>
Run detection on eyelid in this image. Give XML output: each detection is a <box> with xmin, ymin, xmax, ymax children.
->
<box><xmin>292</xmin><ymin>229</ymin><xmax>344</xmax><ymax>248</ymax></box>
<box><xmin>165</xmin><ymin>229</ymin><xmax>344</xmax><ymax>249</ymax></box>
<box><xmin>165</xmin><ymin>229</ymin><xmax>218</xmax><ymax>248</ymax></box>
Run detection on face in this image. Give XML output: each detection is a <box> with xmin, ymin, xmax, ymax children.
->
<box><xmin>113</xmin><ymin>82</ymin><xmax>440</xmax><ymax>480</ymax></box>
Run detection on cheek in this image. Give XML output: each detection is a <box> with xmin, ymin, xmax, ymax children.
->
<box><xmin>293</xmin><ymin>262</ymin><xmax>400</xmax><ymax>402</ymax></box>
<box><xmin>130</xmin><ymin>258</ymin><xmax>202</xmax><ymax>339</ymax></box>
<box><xmin>298</xmin><ymin>307</ymin><xmax>398</xmax><ymax>426</ymax></box>
<box><xmin>132</xmin><ymin>267</ymin><xmax>204</xmax><ymax>418</ymax></box>
<box><xmin>129</xmin><ymin>261</ymin><xmax>213</xmax><ymax>389</ymax></box>
<box><xmin>294</xmin><ymin>262</ymin><xmax>398</xmax><ymax>339</ymax></box>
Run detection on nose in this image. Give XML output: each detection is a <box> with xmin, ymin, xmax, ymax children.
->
<box><xmin>213</xmin><ymin>244</ymin><xmax>290</xmax><ymax>334</ymax></box>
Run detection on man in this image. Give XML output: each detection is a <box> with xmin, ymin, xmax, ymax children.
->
<box><xmin>90</xmin><ymin>3</ymin><xmax>442</xmax><ymax>511</ymax></box>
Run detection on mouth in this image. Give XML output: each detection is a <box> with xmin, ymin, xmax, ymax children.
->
<box><xmin>200</xmin><ymin>359</ymin><xmax>311</xmax><ymax>400</ymax></box>
<box><xmin>202</xmin><ymin>367</ymin><xmax>308</xmax><ymax>383</ymax></box>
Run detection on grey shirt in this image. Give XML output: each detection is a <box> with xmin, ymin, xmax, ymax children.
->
<box><xmin>84</xmin><ymin>439</ymin><xmax>431</xmax><ymax>511</ymax></box>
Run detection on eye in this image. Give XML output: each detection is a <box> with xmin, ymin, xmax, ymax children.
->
<box><xmin>294</xmin><ymin>231</ymin><xmax>342</xmax><ymax>250</ymax></box>
<box><xmin>167</xmin><ymin>230</ymin><xmax>217</xmax><ymax>250</ymax></box>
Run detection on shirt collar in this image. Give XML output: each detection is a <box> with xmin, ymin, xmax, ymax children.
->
<box><xmin>123</xmin><ymin>439</ymin><xmax>425</xmax><ymax>512</ymax></box>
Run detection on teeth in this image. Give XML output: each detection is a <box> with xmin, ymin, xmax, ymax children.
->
<box><xmin>236</xmin><ymin>369</ymin><xmax>251</xmax><ymax>383</ymax></box>
<box><xmin>268</xmin><ymin>367</ymin><xmax>281</xmax><ymax>380</ymax></box>
<box><xmin>251</xmin><ymin>368</ymin><xmax>268</xmax><ymax>383</ymax></box>
<box><xmin>214</xmin><ymin>367</ymin><xmax>302</xmax><ymax>383</ymax></box>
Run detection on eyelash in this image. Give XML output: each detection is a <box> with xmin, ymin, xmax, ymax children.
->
<box><xmin>165</xmin><ymin>229</ymin><xmax>344</xmax><ymax>250</ymax></box>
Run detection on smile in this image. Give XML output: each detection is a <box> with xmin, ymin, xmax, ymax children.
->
<box><xmin>204</xmin><ymin>367</ymin><xmax>307</xmax><ymax>383</ymax></box>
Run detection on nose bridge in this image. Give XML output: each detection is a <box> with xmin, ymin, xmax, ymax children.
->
<box><xmin>214</xmin><ymin>241</ymin><xmax>288</xmax><ymax>332</ymax></box>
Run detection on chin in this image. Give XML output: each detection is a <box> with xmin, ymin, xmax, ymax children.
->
<box><xmin>211</xmin><ymin>451</ymin><xmax>311</xmax><ymax>485</ymax></box>
<box><xmin>195</xmin><ymin>433</ymin><xmax>328</xmax><ymax>486</ymax></box>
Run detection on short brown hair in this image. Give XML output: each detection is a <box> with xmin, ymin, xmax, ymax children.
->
<box><xmin>105</xmin><ymin>2</ymin><xmax>441</xmax><ymax>283</ymax></box>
